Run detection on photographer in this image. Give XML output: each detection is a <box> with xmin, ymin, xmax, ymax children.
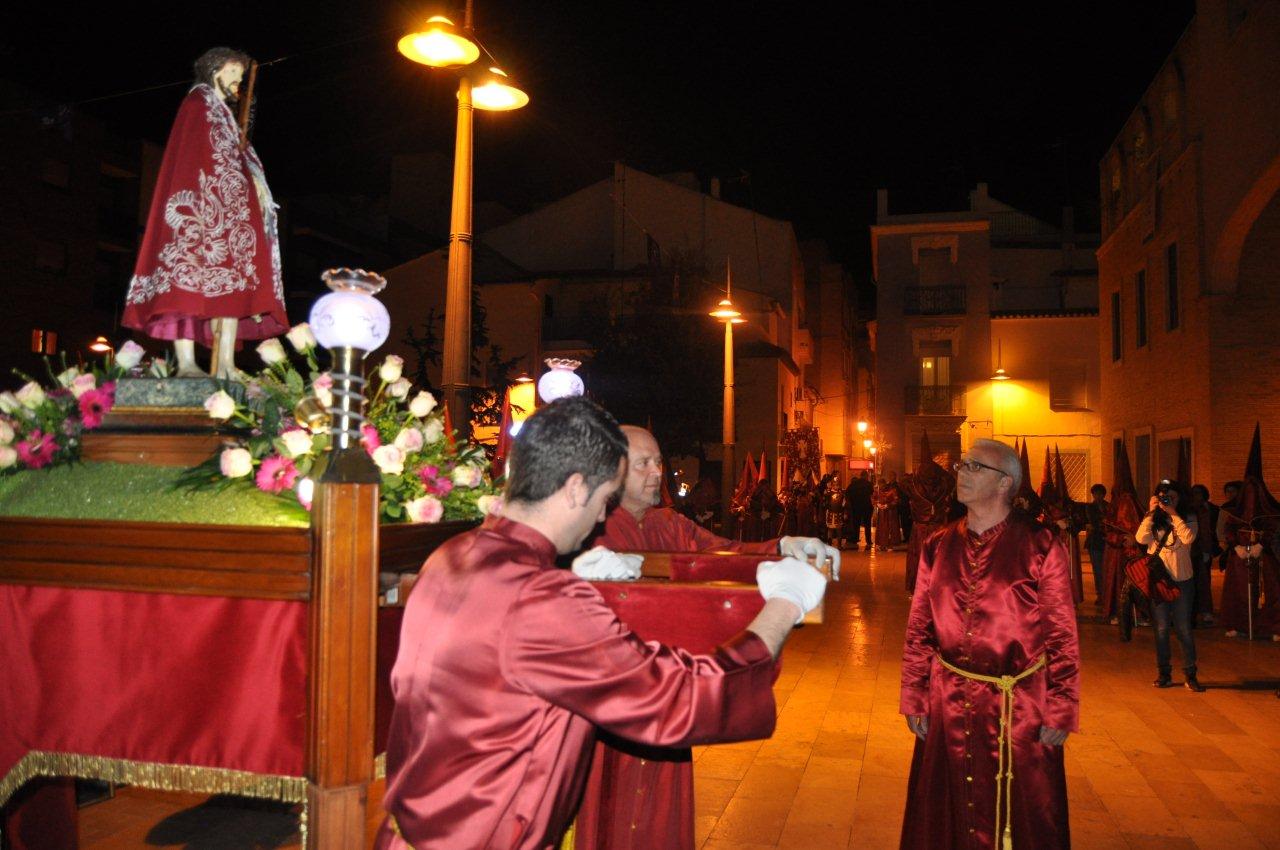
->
<box><xmin>1136</xmin><ymin>481</ymin><xmax>1204</xmax><ymax>691</ymax></box>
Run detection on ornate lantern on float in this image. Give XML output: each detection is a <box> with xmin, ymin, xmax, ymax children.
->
<box><xmin>307</xmin><ymin>268</ymin><xmax>391</xmax><ymax>481</ymax></box>
<box><xmin>537</xmin><ymin>358</ymin><xmax>584</xmax><ymax>403</ymax></box>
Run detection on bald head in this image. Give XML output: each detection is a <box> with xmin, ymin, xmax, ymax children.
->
<box><xmin>619</xmin><ymin>426</ymin><xmax>664</xmax><ymax>519</ymax></box>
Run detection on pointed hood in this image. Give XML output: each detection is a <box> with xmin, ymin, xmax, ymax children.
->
<box><xmin>758</xmin><ymin>452</ymin><xmax>768</xmax><ymax>483</ymax></box>
<box><xmin>1108</xmin><ymin>441</ymin><xmax>1142</xmax><ymax>533</ymax></box>
<box><xmin>1054</xmin><ymin>446</ymin><xmax>1074</xmax><ymax>506</ymax></box>
<box><xmin>1038</xmin><ymin>445</ymin><xmax>1060</xmax><ymax>506</ymax></box>
<box><xmin>1235</xmin><ymin>423</ymin><xmax>1280</xmax><ymax>527</ymax></box>
<box><xmin>910</xmin><ymin>430</ymin><xmax>953</xmax><ymax>501</ymax></box>
<box><xmin>1013</xmin><ymin>439</ymin><xmax>1042</xmax><ymax>516</ymax></box>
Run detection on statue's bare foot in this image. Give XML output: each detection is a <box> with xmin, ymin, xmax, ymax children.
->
<box><xmin>173</xmin><ymin>339</ymin><xmax>206</xmax><ymax>378</ymax></box>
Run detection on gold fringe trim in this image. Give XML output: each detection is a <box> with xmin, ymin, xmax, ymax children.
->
<box><xmin>0</xmin><ymin>751</ymin><xmax>307</xmax><ymax>845</ymax></box>
<box><xmin>374</xmin><ymin>751</ymin><xmax>386</xmax><ymax>781</ymax></box>
<box><xmin>559</xmin><ymin>818</ymin><xmax>576</xmax><ymax>850</ymax></box>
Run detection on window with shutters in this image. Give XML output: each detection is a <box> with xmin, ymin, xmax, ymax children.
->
<box><xmin>1049</xmin><ymin>361</ymin><xmax>1090</xmax><ymax>411</ymax></box>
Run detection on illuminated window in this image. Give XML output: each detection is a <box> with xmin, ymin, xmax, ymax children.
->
<box><xmin>31</xmin><ymin>329</ymin><xmax>58</xmax><ymax>354</ymax></box>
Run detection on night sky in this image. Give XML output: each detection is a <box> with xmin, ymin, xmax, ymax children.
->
<box><xmin>4</xmin><ymin>1</ymin><xmax>1195</xmax><ymax>278</ymax></box>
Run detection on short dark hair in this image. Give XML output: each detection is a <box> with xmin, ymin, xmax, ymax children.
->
<box><xmin>1190</xmin><ymin>483</ymin><xmax>1210</xmax><ymax>500</ymax></box>
<box><xmin>505</xmin><ymin>397</ymin><xmax>628</xmax><ymax>505</ymax></box>
<box><xmin>193</xmin><ymin>47</ymin><xmax>252</xmax><ymax>87</ymax></box>
<box><xmin>1090</xmin><ymin>483</ymin><xmax>1107</xmax><ymax>497</ymax></box>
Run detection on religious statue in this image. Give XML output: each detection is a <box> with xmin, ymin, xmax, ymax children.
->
<box><xmin>122</xmin><ymin>47</ymin><xmax>287</xmax><ymax>378</ymax></box>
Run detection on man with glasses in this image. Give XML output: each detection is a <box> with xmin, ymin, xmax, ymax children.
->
<box><xmin>900</xmin><ymin>438</ymin><xmax>1080</xmax><ymax>850</ymax></box>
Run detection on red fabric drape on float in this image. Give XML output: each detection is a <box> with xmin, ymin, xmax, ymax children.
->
<box><xmin>0</xmin><ymin>585</ymin><xmax>308</xmax><ymax>796</ymax></box>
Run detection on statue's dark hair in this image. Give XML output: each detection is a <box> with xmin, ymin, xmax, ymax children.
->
<box><xmin>505</xmin><ymin>397</ymin><xmax>628</xmax><ymax>505</ymax></box>
<box><xmin>193</xmin><ymin>47</ymin><xmax>252</xmax><ymax>87</ymax></box>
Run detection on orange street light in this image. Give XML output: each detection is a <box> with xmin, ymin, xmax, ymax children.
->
<box><xmin>710</xmin><ymin>260</ymin><xmax>746</xmax><ymax>528</ymax></box>
<box><xmin>472</xmin><ymin>67</ymin><xmax>529</xmax><ymax>111</ymax></box>
<box><xmin>399</xmin><ymin>1</ymin><xmax>529</xmax><ymax>437</ymax></box>
<box><xmin>398</xmin><ymin>16</ymin><xmax>480</xmax><ymax>67</ymax></box>
<box><xmin>89</xmin><ymin>336</ymin><xmax>113</xmax><ymax>353</ymax></box>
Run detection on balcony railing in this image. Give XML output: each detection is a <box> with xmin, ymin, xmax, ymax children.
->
<box><xmin>904</xmin><ymin>286</ymin><xmax>966</xmax><ymax>315</ymax></box>
<box><xmin>906</xmin><ymin>384</ymin><xmax>965</xmax><ymax>416</ymax></box>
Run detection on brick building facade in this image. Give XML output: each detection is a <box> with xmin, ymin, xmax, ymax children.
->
<box><xmin>1097</xmin><ymin>0</ymin><xmax>1280</xmax><ymax>497</ymax></box>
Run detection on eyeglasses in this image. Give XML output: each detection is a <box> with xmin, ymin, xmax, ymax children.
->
<box><xmin>953</xmin><ymin>458</ymin><xmax>1010</xmax><ymax>477</ymax></box>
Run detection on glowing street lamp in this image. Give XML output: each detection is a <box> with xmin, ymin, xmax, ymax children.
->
<box><xmin>397</xmin><ymin>15</ymin><xmax>480</xmax><ymax>67</ymax></box>
<box><xmin>400</xmin><ymin>1</ymin><xmax>528</xmax><ymax>437</ymax></box>
<box><xmin>89</xmin><ymin>336</ymin><xmax>113</xmax><ymax>354</ymax></box>
<box><xmin>710</xmin><ymin>261</ymin><xmax>745</xmax><ymax>527</ymax></box>
<box><xmin>857</xmin><ymin>421</ymin><xmax>868</xmax><ymax>434</ymax></box>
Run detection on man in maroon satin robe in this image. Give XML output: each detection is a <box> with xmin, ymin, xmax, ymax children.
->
<box><xmin>901</xmin><ymin>439</ymin><xmax>1079</xmax><ymax>850</ymax></box>
<box><xmin>575</xmin><ymin>425</ymin><xmax>839</xmax><ymax>850</ymax></box>
<box><xmin>377</xmin><ymin>400</ymin><xmax>829</xmax><ymax>850</ymax></box>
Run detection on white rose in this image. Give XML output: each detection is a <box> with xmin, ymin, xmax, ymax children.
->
<box><xmin>56</xmin><ymin>367</ymin><xmax>80</xmax><ymax>388</ymax></box>
<box><xmin>477</xmin><ymin>494</ymin><xmax>502</xmax><ymax>516</ymax></box>
<box><xmin>285</xmin><ymin>323</ymin><xmax>317</xmax><ymax>352</ymax></box>
<box><xmin>394</xmin><ymin>427</ymin><xmax>424</xmax><ymax>454</ymax></box>
<box><xmin>379</xmin><ymin>355</ymin><xmax>404</xmax><ymax>383</ymax></box>
<box><xmin>115</xmin><ymin>340</ymin><xmax>145</xmax><ymax>370</ymax></box>
<box><xmin>409</xmin><ymin>391</ymin><xmax>438</xmax><ymax>418</ymax></box>
<box><xmin>70</xmin><ymin>373</ymin><xmax>97</xmax><ymax>398</ymax></box>
<box><xmin>203</xmin><ymin>390</ymin><xmax>237</xmax><ymax>420</ymax></box>
<box><xmin>405</xmin><ymin>495</ymin><xmax>444</xmax><ymax>524</ymax></box>
<box><xmin>451</xmin><ymin>464</ymin><xmax>483</xmax><ymax>488</ymax></box>
<box><xmin>280</xmin><ymin>429</ymin><xmax>314</xmax><ymax>458</ymax></box>
<box><xmin>219</xmin><ymin>447</ymin><xmax>253</xmax><ymax>478</ymax></box>
<box><xmin>0</xmin><ymin>420</ymin><xmax>13</xmax><ymax>444</ymax></box>
<box><xmin>0</xmin><ymin>393</ymin><xmax>18</xmax><ymax>414</ymax></box>
<box><xmin>256</xmin><ymin>338</ymin><xmax>288</xmax><ymax>366</ymax></box>
<box><xmin>15</xmin><ymin>382</ymin><xmax>45</xmax><ymax>409</ymax></box>
<box><xmin>387</xmin><ymin>378</ymin><xmax>411</xmax><ymax>400</ymax></box>
<box><xmin>0</xmin><ymin>445</ymin><xmax>16</xmax><ymax>469</ymax></box>
<box><xmin>421</xmin><ymin>419</ymin><xmax>444</xmax><ymax>445</ymax></box>
<box><xmin>372</xmin><ymin>444</ymin><xmax>405</xmax><ymax>476</ymax></box>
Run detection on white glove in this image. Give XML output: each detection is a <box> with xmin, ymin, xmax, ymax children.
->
<box><xmin>571</xmin><ymin>546</ymin><xmax>643</xmax><ymax>581</ymax></box>
<box><xmin>757</xmin><ymin>557</ymin><xmax>829</xmax><ymax>624</ymax></box>
<box><xmin>779</xmin><ymin>535</ymin><xmax>842</xmax><ymax>581</ymax></box>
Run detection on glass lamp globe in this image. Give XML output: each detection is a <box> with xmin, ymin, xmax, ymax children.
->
<box><xmin>538</xmin><ymin>358</ymin><xmax>584</xmax><ymax>403</ymax></box>
<box><xmin>309</xmin><ymin>268</ymin><xmax>391</xmax><ymax>352</ymax></box>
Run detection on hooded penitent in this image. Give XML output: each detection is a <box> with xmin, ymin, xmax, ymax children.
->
<box><xmin>903</xmin><ymin>431</ymin><xmax>956</xmax><ymax>594</ymax></box>
<box><xmin>1219</xmin><ymin>424</ymin><xmax>1280</xmax><ymax>636</ymax></box>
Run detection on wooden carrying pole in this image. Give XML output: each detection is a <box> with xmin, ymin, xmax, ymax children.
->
<box><xmin>237</xmin><ymin>60</ymin><xmax>259</xmax><ymax>149</ymax></box>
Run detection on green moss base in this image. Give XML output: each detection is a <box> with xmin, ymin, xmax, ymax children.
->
<box><xmin>0</xmin><ymin>462</ymin><xmax>309</xmax><ymax>527</ymax></box>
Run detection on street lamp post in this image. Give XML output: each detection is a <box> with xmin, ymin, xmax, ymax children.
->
<box><xmin>399</xmin><ymin>3</ymin><xmax>527</xmax><ymax>438</ymax></box>
<box><xmin>709</xmin><ymin>264</ymin><xmax>745</xmax><ymax>532</ymax></box>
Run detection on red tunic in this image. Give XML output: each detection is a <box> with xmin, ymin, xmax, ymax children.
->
<box><xmin>376</xmin><ymin>515</ymin><xmax>776</xmax><ymax>850</ymax></box>
<box><xmin>1100</xmin><ymin>493</ymin><xmax>1143</xmax><ymax>620</ymax></box>
<box><xmin>572</xmin><ymin>507</ymin><xmax>778</xmax><ymax>850</ymax></box>
<box><xmin>900</xmin><ymin>514</ymin><xmax>1080</xmax><ymax>850</ymax></box>
<box><xmin>874</xmin><ymin>486</ymin><xmax>903</xmax><ymax>548</ymax></box>
<box><xmin>122</xmin><ymin>85</ymin><xmax>286</xmax><ymax>346</ymax></box>
<box><xmin>903</xmin><ymin>467</ymin><xmax>954</xmax><ymax>594</ymax></box>
<box><xmin>594</xmin><ymin>506</ymin><xmax>780</xmax><ymax>556</ymax></box>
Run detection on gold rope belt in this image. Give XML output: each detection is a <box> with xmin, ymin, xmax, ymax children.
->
<box><xmin>938</xmin><ymin>653</ymin><xmax>1047</xmax><ymax>850</ymax></box>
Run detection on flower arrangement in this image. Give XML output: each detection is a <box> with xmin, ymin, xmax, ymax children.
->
<box><xmin>0</xmin><ymin>340</ymin><xmax>150</xmax><ymax>473</ymax></box>
<box><xmin>190</xmin><ymin>325</ymin><xmax>499</xmax><ymax>524</ymax></box>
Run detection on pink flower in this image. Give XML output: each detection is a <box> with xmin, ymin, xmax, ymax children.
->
<box><xmin>255</xmin><ymin>454</ymin><xmax>299</xmax><ymax>495</ymax></box>
<box><xmin>16</xmin><ymin>430</ymin><xmax>56</xmax><ymax>469</ymax></box>
<box><xmin>418</xmin><ymin>464</ymin><xmax>454</xmax><ymax>496</ymax></box>
<box><xmin>361</xmin><ymin>424</ymin><xmax>382</xmax><ymax>455</ymax></box>
<box><xmin>78</xmin><ymin>387</ymin><xmax>114</xmax><ymax>430</ymax></box>
<box><xmin>405</xmin><ymin>495</ymin><xmax>444</xmax><ymax>524</ymax></box>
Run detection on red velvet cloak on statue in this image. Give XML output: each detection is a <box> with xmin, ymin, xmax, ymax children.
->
<box><xmin>573</xmin><ymin>507</ymin><xmax>779</xmax><ymax>850</ymax></box>
<box><xmin>900</xmin><ymin>513</ymin><xmax>1080</xmax><ymax>850</ymax></box>
<box><xmin>122</xmin><ymin>84</ymin><xmax>287</xmax><ymax>346</ymax></box>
